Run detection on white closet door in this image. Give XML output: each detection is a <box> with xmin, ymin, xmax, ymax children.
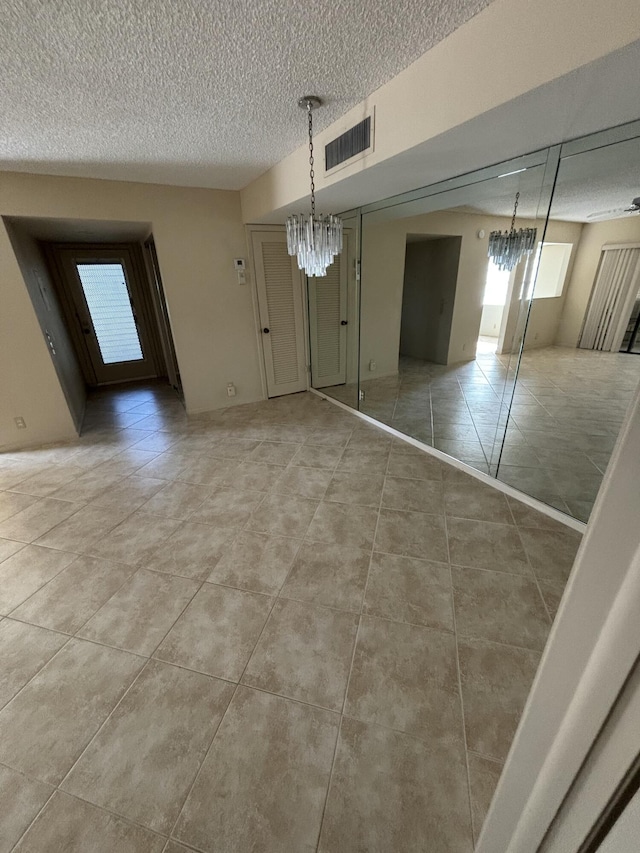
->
<box><xmin>580</xmin><ymin>246</ymin><xmax>640</xmax><ymax>351</ymax></box>
<box><xmin>308</xmin><ymin>235</ymin><xmax>348</xmax><ymax>388</ymax></box>
<box><xmin>252</xmin><ymin>231</ymin><xmax>307</xmax><ymax>397</ymax></box>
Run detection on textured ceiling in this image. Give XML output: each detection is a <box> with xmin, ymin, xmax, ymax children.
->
<box><xmin>0</xmin><ymin>0</ymin><xmax>493</xmax><ymax>189</ymax></box>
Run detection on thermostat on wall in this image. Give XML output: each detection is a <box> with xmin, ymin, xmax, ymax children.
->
<box><xmin>234</xmin><ymin>258</ymin><xmax>246</xmax><ymax>270</ymax></box>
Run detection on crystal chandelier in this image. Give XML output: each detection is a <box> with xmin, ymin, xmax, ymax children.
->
<box><xmin>488</xmin><ymin>192</ymin><xmax>537</xmax><ymax>272</ymax></box>
<box><xmin>286</xmin><ymin>96</ymin><xmax>342</xmax><ymax>277</ymax></box>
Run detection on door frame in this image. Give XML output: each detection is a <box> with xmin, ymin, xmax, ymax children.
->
<box><xmin>46</xmin><ymin>242</ymin><xmax>165</xmax><ymax>386</ymax></box>
<box><xmin>246</xmin><ymin>224</ymin><xmax>311</xmax><ymax>400</ymax></box>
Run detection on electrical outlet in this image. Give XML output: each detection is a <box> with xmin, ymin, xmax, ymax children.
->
<box><xmin>359</xmin><ymin>390</ymin><xmax>365</xmax><ymax>401</ymax></box>
<box><xmin>226</xmin><ymin>383</ymin><xmax>236</xmax><ymax>397</ymax></box>
<box><xmin>369</xmin><ymin>359</ymin><xmax>376</xmax><ymax>371</ymax></box>
<box><xmin>14</xmin><ymin>417</ymin><xmax>26</xmax><ymax>429</ymax></box>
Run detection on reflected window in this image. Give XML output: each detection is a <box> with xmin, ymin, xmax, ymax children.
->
<box><xmin>483</xmin><ymin>260</ymin><xmax>510</xmax><ymax>305</ymax></box>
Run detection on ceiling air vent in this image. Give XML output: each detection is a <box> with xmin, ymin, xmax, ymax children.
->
<box><xmin>325</xmin><ymin>116</ymin><xmax>372</xmax><ymax>172</ymax></box>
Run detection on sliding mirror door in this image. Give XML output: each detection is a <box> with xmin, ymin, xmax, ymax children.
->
<box><xmin>357</xmin><ymin>151</ymin><xmax>556</xmax><ymax>475</ymax></box>
<box><xmin>307</xmin><ymin>211</ymin><xmax>360</xmax><ymax>408</ymax></box>
<box><xmin>498</xmin><ymin>127</ymin><xmax>640</xmax><ymax>521</ymax></box>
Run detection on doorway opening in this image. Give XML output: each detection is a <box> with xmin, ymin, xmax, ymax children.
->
<box><xmin>4</xmin><ymin>217</ymin><xmax>182</xmax><ymax>435</ymax></box>
<box><xmin>399</xmin><ymin>234</ymin><xmax>461</xmax><ymax>366</ymax></box>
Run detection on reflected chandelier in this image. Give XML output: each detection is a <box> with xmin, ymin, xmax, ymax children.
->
<box><xmin>286</xmin><ymin>96</ymin><xmax>342</xmax><ymax>277</ymax></box>
<box><xmin>488</xmin><ymin>192</ymin><xmax>537</xmax><ymax>271</ymax></box>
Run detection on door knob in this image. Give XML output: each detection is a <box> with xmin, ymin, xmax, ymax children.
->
<box><xmin>341</xmin><ymin>320</ymin><xmax>348</xmax><ymax>326</ymax></box>
<box><xmin>263</xmin><ymin>328</ymin><xmax>270</xmax><ymax>334</ymax></box>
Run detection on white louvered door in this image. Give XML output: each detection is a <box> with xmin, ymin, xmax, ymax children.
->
<box><xmin>308</xmin><ymin>234</ymin><xmax>348</xmax><ymax>388</ymax></box>
<box><xmin>252</xmin><ymin>231</ymin><xmax>308</xmax><ymax>397</ymax></box>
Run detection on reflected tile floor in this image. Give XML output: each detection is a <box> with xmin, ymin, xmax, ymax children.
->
<box><xmin>0</xmin><ymin>383</ymin><xmax>583</xmax><ymax>852</ymax></box>
<box><xmin>336</xmin><ymin>346</ymin><xmax>640</xmax><ymax>522</ymax></box>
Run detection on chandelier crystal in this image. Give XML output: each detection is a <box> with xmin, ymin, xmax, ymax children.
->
<box><xmin>286</xmin><ymin>97</ymin><xmax>343</xmax><ymax>277</ymax></box>
<box><xmin>488</xmin><ymin>192</ymin><xmax>537</xmax><ymax>271</ymax></box>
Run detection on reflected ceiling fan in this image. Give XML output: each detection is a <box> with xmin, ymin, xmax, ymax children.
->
<box><xmin>587</xmin><ymin>196</ymin><xmax>640</xmax><ymax>221</ymax></box>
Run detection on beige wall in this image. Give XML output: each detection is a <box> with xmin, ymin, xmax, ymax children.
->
<box><xmin>241</xmin><ymin>0</ymin><xmax>640</xmax><ymax>223</ymax></box>
<box><xmin>360</xmin><ymin>209</ymin><xmax>583</xmax><ymax>377</ymax></box>
<box><xmin>556</xmin><ymin>217</ymin><xmax>640</xmax><ymax>347</ymax></box>
<box><xmin>0</xmin><ymin>172</ymin><xmax>263</xmax><ymax>450</ymax></box>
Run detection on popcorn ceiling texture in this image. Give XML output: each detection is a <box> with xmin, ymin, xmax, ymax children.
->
<box><xmin>0</xmin><ymin>0</ymin><xmax>493</xmax><ymax>189</ymax></box>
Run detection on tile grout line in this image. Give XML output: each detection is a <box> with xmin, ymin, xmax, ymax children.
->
<box><xmin>313</xmin><ymin>438</ymin><xmax>390</xmax><ymax>852</ymax></box>
<box><xmin>442</xmin><ymin>506</ymin><xmax>477</xmax><ymax>850</ymax></box>
<box><xmin>164</xmin><ymin>514</ymin><xmax>311</xmax><ymax>847</ymax></box>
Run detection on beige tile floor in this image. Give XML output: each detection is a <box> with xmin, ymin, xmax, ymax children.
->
<box><xmin>331</xmin><ymin>345</ymin><xmax>640</xmax><ymax>522</ymax></box>
<box><xmin>0</xmin><ymin>384</ymin><xmax>582</xmax><ymax>852</ymax></box>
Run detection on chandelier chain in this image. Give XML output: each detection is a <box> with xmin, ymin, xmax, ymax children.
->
<box><xmin>307</xmin><ymin>101</ymin><xmax>315</xmax><ymax>218</ymax></box>
<box><xmin>510</xmin><ymin>191</ymin><xmax>520</xmax><ymax>231</ymax></box>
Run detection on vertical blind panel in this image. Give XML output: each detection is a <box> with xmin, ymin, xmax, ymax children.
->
<box><xmin>581</xmin><ymin>248</ymin><xmax>640</xmax><ymax>351</ymax></box>
<box><xmin>261</xmin><ymin>243</ymin><xmax>300</xmax><ymax>385</ymax></box>
<box><xmin>311</xmin><ymin>258</ymin><xmax>341</xmax><ymax>378</ymax></box>
<box><xmin>76</xmin><ymin>263</ymin><xmax>143</xmax><ymax>364</ymax></box>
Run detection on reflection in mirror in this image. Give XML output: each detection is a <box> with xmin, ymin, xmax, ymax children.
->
<box><xmin>358</xmin><ymin>161</ymin><xmax>552</xmax><ymax>475</ymax></box>
<box><xmin>497</xmin><ymin>134</ymin><xmax>640</xmax><ymax>521</ymax></box>
<box><xmin>308</xmin><ymin>214</ymin><xmax>359</xmax><ymax>409</ymax></box>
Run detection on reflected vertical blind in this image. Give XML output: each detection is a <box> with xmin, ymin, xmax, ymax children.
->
<box><xmin>580</xmin><ymin>246</ymin><xmax>640</xmax><ymax>352</ymax></box>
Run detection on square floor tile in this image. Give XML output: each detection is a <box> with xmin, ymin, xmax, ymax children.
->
<box><xmin>0</xmin><ymin>638</ymin><xmax>142</xmax><ymax>784</ymax></box>
<box><xmin>175</xmin><ymin>456</ymin><xmax>239</xmax><ymax>487</ymax></box>
<box><xmin>364</xmin><ymin>552</ymin><xmax>453</xmax><ymax>632</ymax></box>
<box><xmin>138</xmin><ymin>481</ymin><xmax>212</xmax><ymax>520</ymax></box>
<box><xmin>89</xmin><ymin>475</ymin><xmax>167</xmax><ymax>512</ymax></box>
<box><xmin>146</xmin><ymin>521</ymin><xmax>236</xmax><ymax>580</ymax></box>
<box><xmin>0</xmin><ymin>538</ymin><xmax>25</xmax><ymax>564</ymax></box>
<box><xmin>458</xmin><ymin>637</ymin><xmax>540</xmax><ymax>761</ymax></box>
<box><xmin>174</xmin><ymin>686</ymin><xmax>339</xmax><ymax>853</ymax></box>
<box><xmin>0</xmin><ymin>546</ymin><xmax>77</xmax><ymax>614</ymax></box>
<box><xmin>444</xmin><ymin>476</ymin><xmax>513</xmax><ymax>524</ymax></box>
<box><xmin>306</xmin><ymin>502</ymin><xmax>378</xmax><ymax>550</ymax></box>
<box><xmin>290</xmin><ymin>445</ymin><xmax>344</xmax><ymax>470</ymax></box>
<box><xmin>382</xmin><ymin>476</ymin><xmax>444</xmax><ymax>514</ymax></box>
<box><xmin>78</xmin><ymin>570</ymin><xmax>199</xmax><ymax>655</ymax></box>
<box><xmin>208</xmin><ymin>531</ymin><xmax>301</xmax><ymax>595</ymax></box>
<box><xmin>281</xmin><ymin>541</ymin><xmax>370</xmax><ymax>612</ymax></box>
<box><xmin>518</xmin><ymin>526</ymin><xmax>582</xmax><ymax>583</ymax></box>
<box><xmin>62</xmin><ymin>660</ymin><xmax>234</xmax><ymax>833</ymax></box>
<box><xmin>0</xmin><ymin>491</ymin><xmax>38</xmax><ymax>523</ymax></box>
<box><xmin>0</xmin><ymin>498</ymin><xmax>81</xmax><ymax>544</ymax></box>
<box><xmin>0</xmin><ymin>764</ymin><xmax>53</xmax><ymax>853</ymax></box>
<box><xmin>375</xmin><ymin>508</ymin><xmax>447</xmax><ymax>561</ymax></box>
<box><xmin>387</xmin><ymin>452</ymin><xmax>444</xmax><ymax>480</ymax></box>
<box><xmin>246</xmin><ymin>493</ymin><xmax>319</xmax><ymax>538</ymax></box>
<box><xmin>447</xmin><ymin>517</ymin><xmax>530</xmax><ymax>575</ymax></box>
<box><xmin>337</xmin><ymin>448</ymin><xmax>390</xmax><ymax>475</ymax></box>
<box><xmin>0</xmin><ymin>619</ymin><xmax>68</xmax><ymax>710</ymax></box>
<box><xmin>272</xmin><ymin>465</ymin><xmax>332</xmax><ymax>499</ymax></box>
<box><xmin>223</xmin><ymin>461</ymin><xmax>285</xmax><ymax>492</ymax></box>
<box><xmin>468</xmin><ymin>752</ymin><xmax>503</xmax><ymax>843</ymax></box>
<box><xmin>11</xmin><ymin>555</ymin><xmax>135</xmax><ymax>635</ymax></box>
<box><xmin>243</xmin><ymin>598</ymin><xmax>358</xmax><ymax>710</ymax></box>
<box><xmin>345</xmin><ymin>615</ymin><xmax>462</xmax><ymax>744</ymax></box>
<box><xmin>248</xmin><ymin>441</ymin><xmax>302</xmax><ymax>466</ymax></box>
<box><xmin>319</xmin><ymin>717</ymin><xmax>472</xmax><ymax>853</ymax></box>
<box><xmin>14</xmin><ymin>792</ymin><xmax>165</xmax><ymax>853</ymax></box>
<box><xmin>34</xmin><ymin>502</ymin><xmax>132</xmax><ymax>553</ymax></box>
<box><xmin>452</xmin><ymin>567</ymin><xmax>550</xmax><ymax>650</ymax></box>
<box><xmin>324</xmin><ymin>471</ymin><xmax>384</xmax><ymax>507</ymax></box>
<box><xmin>89</xmin><ymin>512</ymin><xmax>181</xmax><ymax>566</ymax></box>
<box><xmin>155</xmin><ymin>584</ymin><xmax>272</xmax><ymax>680</ymax></box>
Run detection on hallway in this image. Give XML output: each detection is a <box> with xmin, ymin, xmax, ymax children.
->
<box><xmin>0</xmin><ymin>386</ymin><xmax>581</xmax><ymax>852</ymax></box>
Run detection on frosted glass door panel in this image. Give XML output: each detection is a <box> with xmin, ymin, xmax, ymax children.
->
<box><xmin>75</xmin><ymin>263</ymin><xmax>143</xmax><ymax>364</ymax></box>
